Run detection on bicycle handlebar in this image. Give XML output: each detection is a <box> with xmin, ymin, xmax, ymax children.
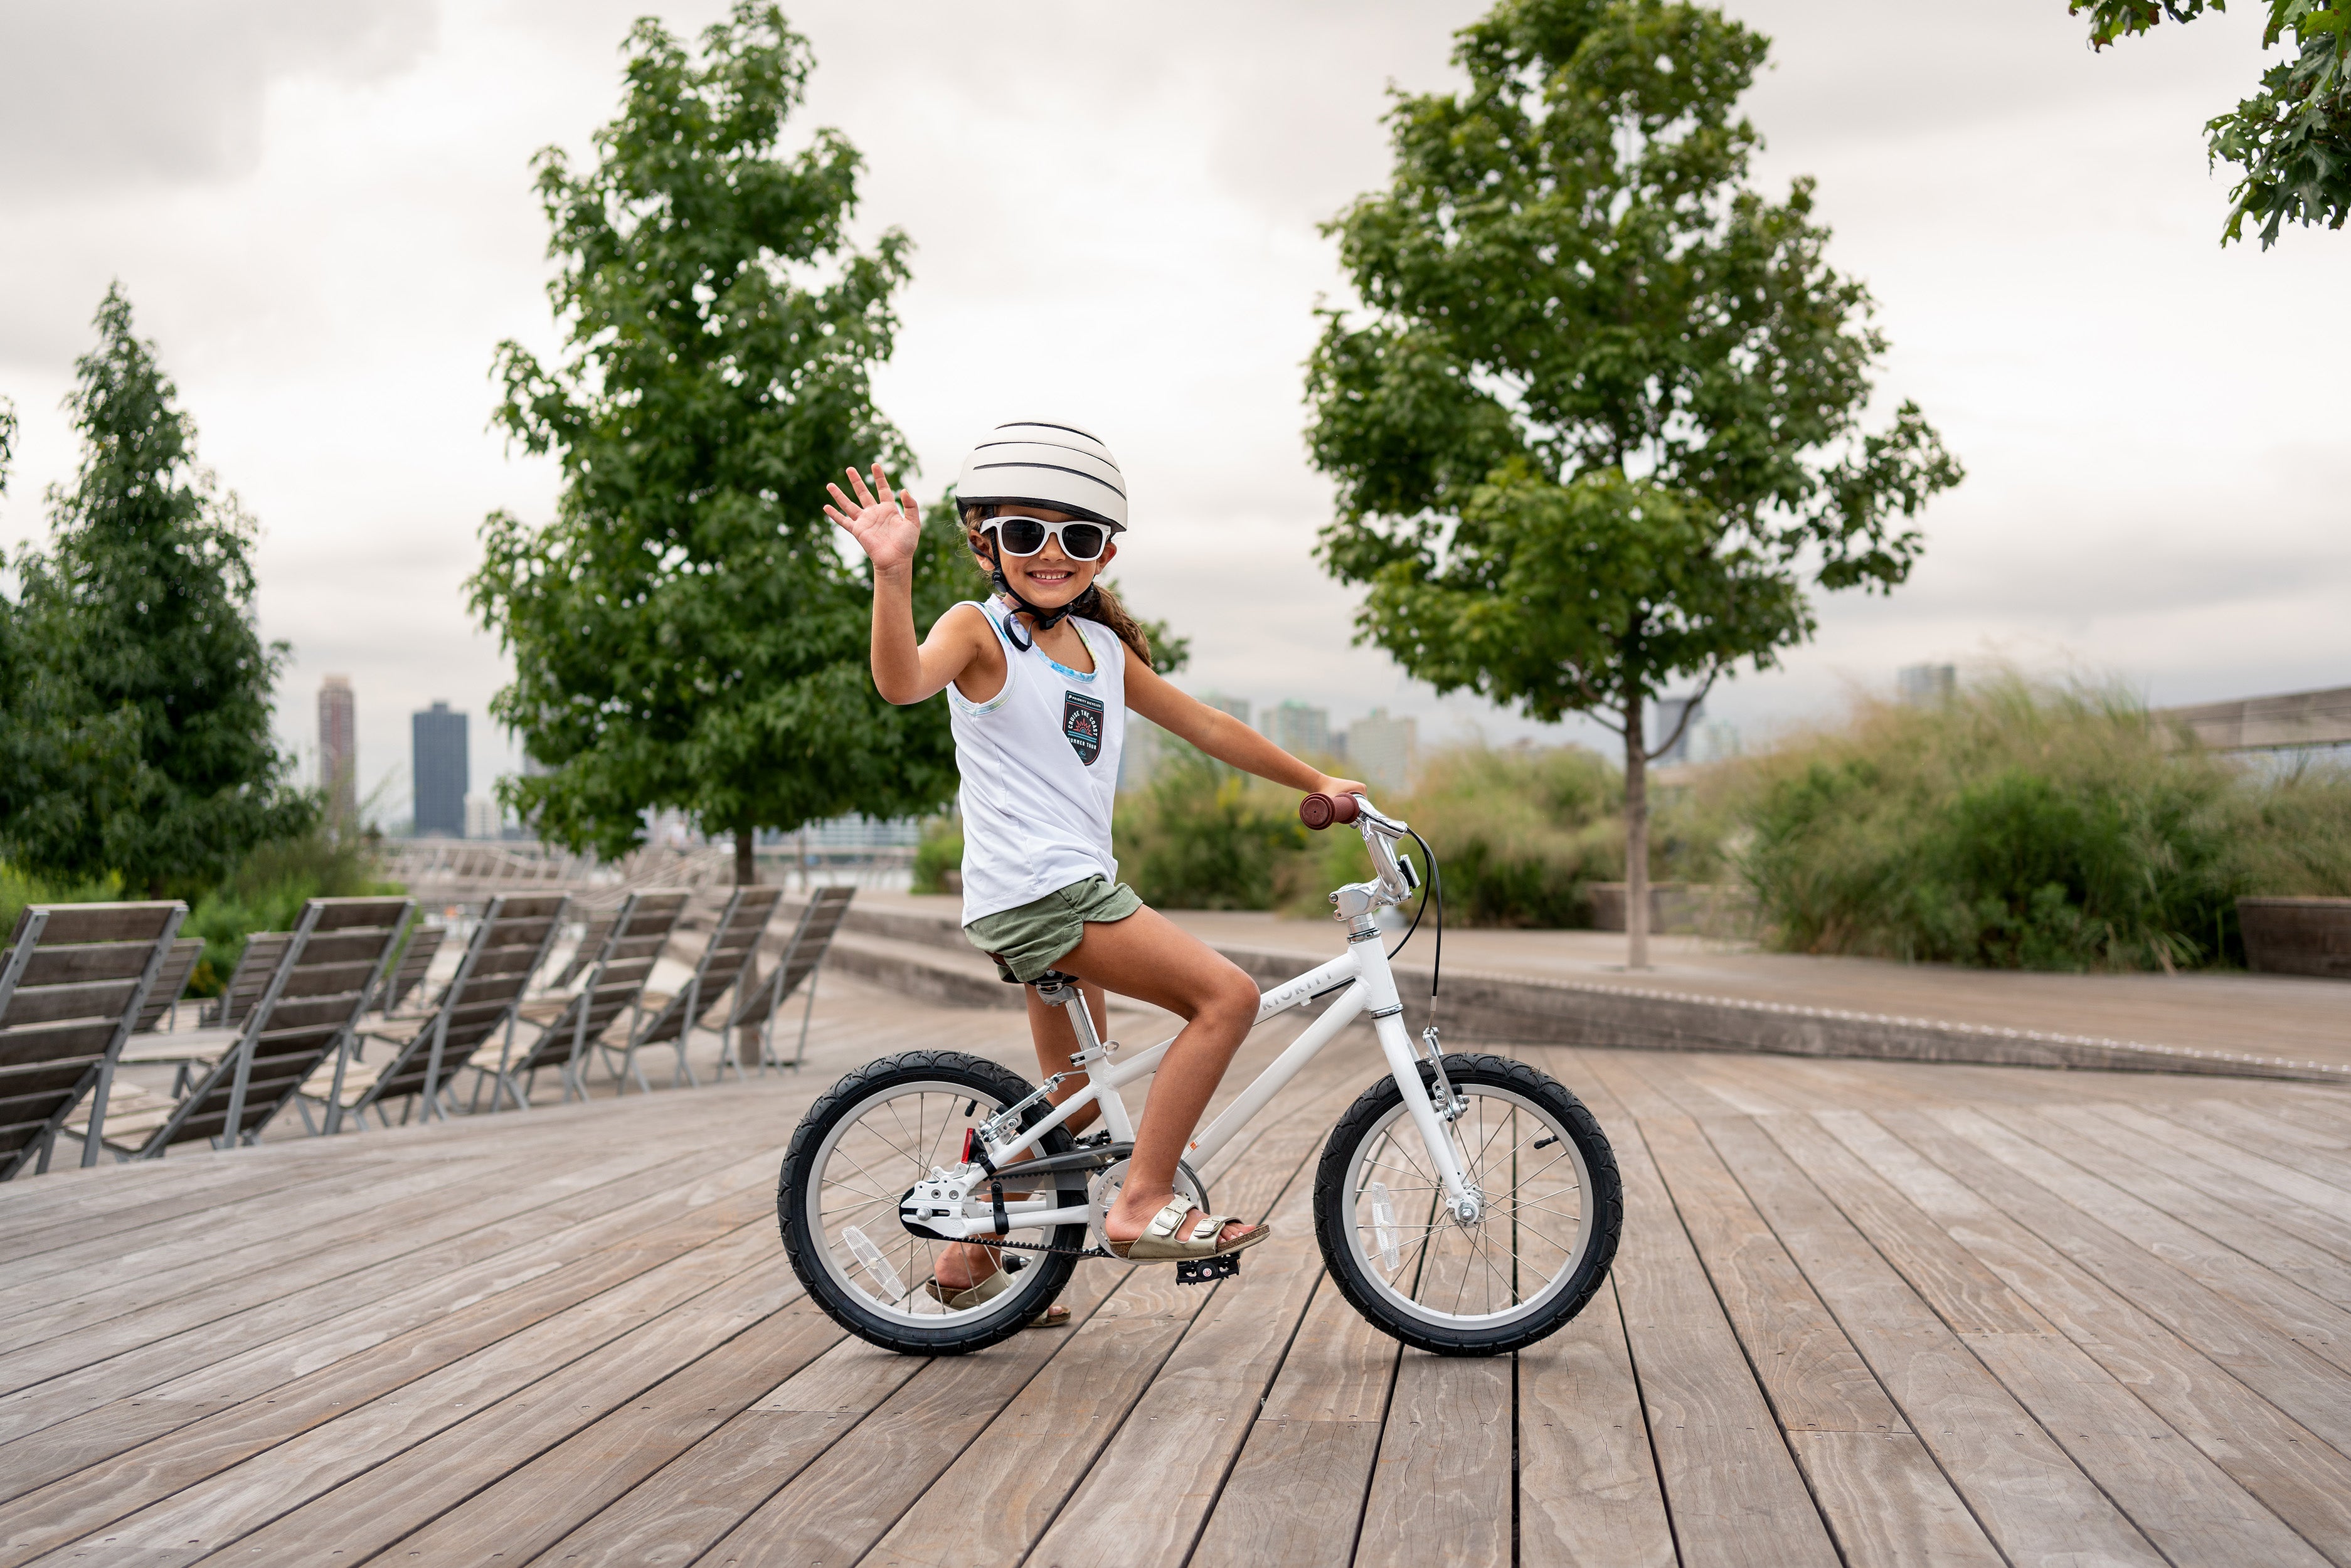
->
<box><xmin>1298</xmin><ymin>792</ymin><xmax>1362</xmax><ymax>830</ymax></box>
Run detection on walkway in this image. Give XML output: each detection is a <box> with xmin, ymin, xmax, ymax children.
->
<box><xmin>2</xmin><ymin>974</ymin><xmax>2348</xmax><ymax>1565</ymax></box>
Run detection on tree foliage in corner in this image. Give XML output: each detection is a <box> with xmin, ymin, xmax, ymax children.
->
<box><xmin>0</xmin><ymin>285</ymin><xmax>310</xmax><ymax>896</ymax></box>
<box><xmin>2071</xmin><ymin>0</ymin><xmax>2351</xmax><ymax>245</ymax></box>
<box><xmin>1305</xmin><ymin>0</ymin><xmax>1961</xmax><ymax>963</ymax></box>
<box><xmin>472</xmin><ymin>2</ymin><xmax>958</xmax><ymax>882</ymax></box>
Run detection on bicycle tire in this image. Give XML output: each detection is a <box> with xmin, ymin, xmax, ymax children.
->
<box><xmin>779</xmin><ymin>1050</ymin><xmax>1086</xmax><ymax>1356</ymax></box>
<box><xmin>1313</xmin><ymin>1052</ymin><xmax>1621</xmax><ymax>1356</ymax></box>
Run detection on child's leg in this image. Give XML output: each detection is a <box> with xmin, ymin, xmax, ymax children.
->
<box><xmin>935</xmin><ymin>982</ymin><xmax>1107</xmax><ymax>1291</ymax></box>
<box><xmin>1054</xmin><ymin>908</ymin><xmax>1260</xmax><ymax>1246</ymax></box>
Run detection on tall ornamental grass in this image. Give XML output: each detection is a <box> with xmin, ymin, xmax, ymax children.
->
<box><xmin>1739</xmin><ymin>678</ymin><xmax>2351</xmax><ymax>971</ymax></box>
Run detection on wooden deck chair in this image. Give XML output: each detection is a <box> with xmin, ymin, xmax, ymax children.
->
<box><xmin>0</xmin><ymin>901</ymin><xmax>188</xmax><ymax>1177</ymax></box>
<box><xmin>132</xmin><ymin>938</ymin><xmax>203</xmax><ymax>1035</ymax></box>
<box><xmin>373</xmin><ymin>924</ymin><xmax>445</xmax><ymax>1014</ymax></box>
<box><xmin>547</xmin><ymin>908</ymin><xmax>617</xmax><ymax>990</ymax></box>
<box><xmin>484</xmin><ymin>890</ymin><xmax>689</xmax><ymax>1108</ymax></box>
<box><xmin>307</xmin><ymin>894</ymin><xmax>568</xmax><ymax>1128</ymax></box>
<box><xmin>607</xmin><ymin>885</ymin><xmax>785</xmax><ymax>1093</ymax></box>
<box><xmin>199</xmin><ymin>930</ymin><xmax>292</xmax><ymax>1028</ymax></box>
<box><xmin>728</xmin><ymin>885</ymin><xmax>856</xmax><ymax>1074</ymax></box>
<box><xmin>77</xmin><ymin>897</ymin><xmax>412</xmax><ymax>1158</ymax></box>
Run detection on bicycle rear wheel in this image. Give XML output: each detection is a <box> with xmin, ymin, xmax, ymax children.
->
<box><xmin>778</xmin><ymin>1050</ymin><xmax>1086</xmax><ymax>1355</ymax></box>
<box><xmin>1313</xmin><ymin>1053</ymin><xmax>1620</xmax><ymax>1355</ymax></box>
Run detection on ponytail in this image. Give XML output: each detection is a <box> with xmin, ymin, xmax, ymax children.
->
<box><xmin>1069</xmin><ymin>581</ymin><xmax>1155</xmax><ymax>671</ymax></box>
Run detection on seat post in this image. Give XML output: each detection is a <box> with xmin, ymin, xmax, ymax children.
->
<box><xmin>1031</xmin><ymin>972</ymin><xmax>1105</xmax><ymax>1063</ymax></box>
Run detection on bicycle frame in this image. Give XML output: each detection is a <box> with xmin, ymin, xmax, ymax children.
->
<box><xmin>916</xmin><ymin>802</ymin><xmax>1482</xmax><ymax>1241</ymax></box>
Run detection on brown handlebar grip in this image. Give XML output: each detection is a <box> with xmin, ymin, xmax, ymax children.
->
<box><xmin>1299</xmin><ymin>792</ymin><xmax>1361</xmax><ymax>830</ymax></box>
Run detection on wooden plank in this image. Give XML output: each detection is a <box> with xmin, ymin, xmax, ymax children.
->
<box><xmin>1024</xmin><ymin>1157</ymin><xmax>1328</xmax><ymax>1567</ymax></box>
<box><xmin>1864</xmin><ymin>1108</ymin><xmax>2351</xmax><ymax>1456</ymax></box>
<box><xmin>16</xmin><ymin>1211</ymin><xmax>784</xmax><ymax>1567</ymax></box>
<box><xmin>1716</xmin><ymin>1113</ymin><xmax>2165</xmax><ymax>1567</ymax></box>
<box><xmin>1783</xmin><ymin>1431</ymin><xmax>2003</xmax><ymax>1568</ymax></box>
<box><xmin>2181</xmin><ymin>1099</ymin><xmax>2351</xmax><ymax>1193</ymax></box>
<box><xmin>1961</xmin><ymin>1328</ymin><xmax>2330</xmax><ymax>1567</ymax></box>
<box><xmin>1517</xmin><ymin>1277</ymin><xmax>1677</xmax><ymax>1568</ymax></box>
<box><xmin>1640</xmin><ymin>1113</ymin><xmax>1909</xmax><ymax>1435</ymax></box>
<box><xmin>2097</xmin><ymin>1102</ymin><xmax>2351</xmax><ymax>1223</ymax></box>
<box><xmin>1356</xmin><ymin>1352</ymin><xmax>1514</xmax><ymax>1568</ymax></box>
<box><xmin>521</xmin><ymin>1332</ymin><xmax>930</xmax><ymax>1567</ymax></box>
<box><xmin>24</xmin><ymin>904</ymin><xmax>181</xmax><ymax>945</ymax></box>
<box><xmin>1943</xmin><ymin>1104</ymin><xmax>2351</xmax><ymax>1373</ymax></box>
<box><xmin>862</xmin><ymin>1030</ymin><xmax>1362</xmax><ymax>1568</ymax></box>
<box><xmin>1993</xmin><ymin>1103</ymin><xmax>2351</xmax><ymax>1306</ymax></box>
<box><xmin>1563</xmin><ymin>1055</ymin><xmax>1841</xmax><ymax>1566</ymax></box>
<box><xmin>1191</xmin><ymin>1275</ymin><xmax>1401</xmax><ymax>1568</ymax></box>
<box><xmin>0</xmin><ymin>1182</ymin><xmax>782</xmax><ymax>1560</ymax></box>
<box><xmin>210</xmin><ymin>1242</ymin><xmax>812</xmax><ymax>1567</ymax></box>
<box><xmin>2037</xmin><ymin>1101</ymin><xmax>2351</xmax><ymax>1266</ymax></box>
<box><xmin>1799</xmin><ymin>1110</ymin><xmax>2351</xmax><ymax>1564</ymax></box>
<box><xmin>685</xmin><ymin>1271</ymin><xmax>1123</xmax><ymax>1567</ymax></box>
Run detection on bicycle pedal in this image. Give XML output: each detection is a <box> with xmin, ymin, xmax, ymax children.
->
<box><xmin>1175</xmin><ymin>1254</ymin><xmax>1241</xmax><ymax>1286</ymax></box>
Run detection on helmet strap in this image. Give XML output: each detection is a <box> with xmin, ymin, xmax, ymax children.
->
<box><xmin>982</xmin><ymin>534</ymin><xmax>1090</xmax><ymax>651</ymax></box>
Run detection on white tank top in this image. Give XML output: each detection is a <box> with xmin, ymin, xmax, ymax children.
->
<box><xmin>948</xmin><ymin>598</ymin><xmax>1127</xmax><ymax>924</ymax></box>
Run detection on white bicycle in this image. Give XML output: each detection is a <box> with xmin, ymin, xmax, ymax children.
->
<box><xmin>777</xmin><ymin>792</ymin><xmax>1622</xmax><ymax>1356</ymax></box>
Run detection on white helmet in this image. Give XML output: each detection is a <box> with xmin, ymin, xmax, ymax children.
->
<box><xmin>953</xmin><ymin>420</ymin><xmax>1128</xmax><ymax>530</ymax></box>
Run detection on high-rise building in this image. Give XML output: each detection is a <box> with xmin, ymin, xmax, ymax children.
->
<box><xmin>463</xmin><ymin>791</ymin><xmax>502</xmax><ymax>841</ymax></box>
<box><xmin>1347</xmin><ymin>707</ymin><xmax>1418</xmax><ymax>798</ymax></box>
<box><xmin>1650</xmin><ymin>694</ymin><xmax>1705</xmax><ymax>766</ymax></box>
<box><xmin>317</xmin><ymin>675</ymin><xmax>356</xmax><ymax>824</ymax></box>
<box><xmin>1199</xmin><ymin>692</ymin><xmax>1251</xmax><ymax>727</ymax></box>
<box><xmin>1898</xmin><ymin>664</ymin><xmax>1956</xmax><ymax>707</ymax></box>
<box><xmin>411</xmin><ymin>701</ymin><xmax>467</xmax><ymax>838</ymax></box>
<box><xmin>1120</xmin><ymin>712</ymin><xmax>1167</xmax><ymax>792</ymax></box>
<box><xmin>1266</xmin><ymin>700</ymin><xmax>1332</xmax><ymax>759</ymax></box>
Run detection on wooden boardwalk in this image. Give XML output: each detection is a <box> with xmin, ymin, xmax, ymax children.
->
<box><xmin>3</xmin><ymin>974</ymin><xmax>2350</xmax><ymax>1566</ymax></box>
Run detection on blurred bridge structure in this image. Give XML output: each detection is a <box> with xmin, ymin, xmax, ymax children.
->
<box><xmin>2157</xmin><ymin>682</ymin><xmax>2351</xmax><ymax>753</ymax></box>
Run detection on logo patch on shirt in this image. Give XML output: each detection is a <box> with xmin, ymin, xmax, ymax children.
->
<box><xmin>1063</xmin><ymin>692</ymin><xmax>1105</xmax><ymax>766</ymax></box>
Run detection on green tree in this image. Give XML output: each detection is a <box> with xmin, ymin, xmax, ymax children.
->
<box><xmin>1306</xmin><ymin>0</ymin><xmax>1961</xmax><ymax>965</ymax></box>
<box><xmin>2070</xmin><ymin>0</ymin><xmax>2351</xmax><ymax>246</ymax></box>
<box><xmin>472</xmin><ymin>3</ymin><xmax>955</xmax><ymax>883</ymax></box>
<box><xmin>0</xmin><ymin>285</ymin><xmax>310</xmax><ymax>896</ymax></box>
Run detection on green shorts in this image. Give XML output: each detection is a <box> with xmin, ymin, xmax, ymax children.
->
<box><xmin>963</xmin><ymin>875</ymin><xmax>1142</xmax><ymax>983</ymax></box>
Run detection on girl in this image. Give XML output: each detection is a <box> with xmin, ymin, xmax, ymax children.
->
<box><xmin>825</xmin><ymin>420</ymin><xmax>1364</xmax><ymax>1306</ymax></box>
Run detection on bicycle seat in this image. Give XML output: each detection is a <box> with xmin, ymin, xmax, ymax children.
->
<box><xmin>1029</xmin><ymin>969</ymin><xmax>1078</xmax><ymax>987</ymax></box>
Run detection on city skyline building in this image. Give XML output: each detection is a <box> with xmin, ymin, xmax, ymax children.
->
<box><xmin>411</xmin><ymin>701</ymin><xmax>467</xmax><ymax>838</ymax></box>
<box><xmin>1199</xmin><ymin>692</ymin><xmax>1250</xmax><ymax>727</ymax></box>
<box><xmin>1898</xmin><ymin>663</ymin><xmax>1958</xmax><ymax>707</ymax></box>
<box><xmin>463</xmin><ymin>790</ymin><xmax>501</xmax><ymax>841</ymax></box>
<box><xmin>1651</xmin><ymin>694</ymin><xmax>1705</xmax><ymax>766</ymax></box>
<box><xmin>1347</xmin><ymin>707</ymin><xmax>1418</xmax><ymax>798</ymax></box>
<box><xmin>317</xmin><ymin>675</ymin><xmax>356</xmax><ymax>825</ymax></box>
<box><xmin>1265</xmin><ymin>699</ymin><xmax>1332</xmax><ymax>760</ymax></box>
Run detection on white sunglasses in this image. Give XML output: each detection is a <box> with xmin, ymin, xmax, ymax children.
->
<box><xmin>982</xmin><ymin>515</ymin><xmax>1117</xmax><ymax>562</ymax></box>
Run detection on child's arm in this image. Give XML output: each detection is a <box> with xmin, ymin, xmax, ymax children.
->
<box><xmin>1128</xmin><ymin>662</ymin><xmax>1371</xmax><ymax>801</ymax></box>
<box><xmin>826</xmin><ymin>464</ymin><xmax>1000</xmax><ymax>705</ymax></box>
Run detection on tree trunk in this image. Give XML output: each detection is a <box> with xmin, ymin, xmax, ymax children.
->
<box><xmin>1623</xmin><ymin>696</ymin><xmax>1650</xmax><ymax>972</ymax></box>
<box><xmin>735</xmin><ymin>822</ymin><xmax>757</xmax><ymax>887</ymax></box>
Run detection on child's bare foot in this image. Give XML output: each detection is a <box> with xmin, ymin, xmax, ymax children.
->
<box><xmin>933</xmin><ymin>1239</ymin><xmax>1000</xmax><ymax>1293</ymax></box>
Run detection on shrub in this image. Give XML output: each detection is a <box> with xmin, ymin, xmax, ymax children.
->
<box><xmin>1738</xmin><ymin>677</ymin><xmax>2351</xmax><ymax>971</ymax></box>
<box><xmin>910</xmin><ymin>818</ymin><xmax>963</xmax><ymax>895</ymax></box>
<box><xmin>0</xmin><ymin>864</ymin><xmax>123</xmax><ymax>945</ymax></box>
<box><xmin>1117</xmin><ymin>750</ymin><xmax>1312</xmax><ymax>910</ymax></box>
<box><xmin>183</xmin><ymin>829</ymin><xmax>400</xmax><ymax>993</ymax></box>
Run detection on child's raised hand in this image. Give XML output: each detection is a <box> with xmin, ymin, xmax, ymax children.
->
<box><xmin>825</xmin><ymin>464</ymin><xmax>923</xmax><ymax>575</ymax></box>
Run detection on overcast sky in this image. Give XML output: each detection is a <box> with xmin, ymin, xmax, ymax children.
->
<box><xmin>2</xmin><ymin>0</ymin><xmax>2343</xmax><ymax>821</ymax></box>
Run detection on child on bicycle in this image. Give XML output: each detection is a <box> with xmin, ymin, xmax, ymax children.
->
<box><xmin>826</xmin><ymin>420</ymin><xmax>1364</xmax><ymax>1308</ymax></box>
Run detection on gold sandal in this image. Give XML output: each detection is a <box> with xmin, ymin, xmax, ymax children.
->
<box><xmin>1105</xmin><ymin>1196</ymin><xmax>1268</xmax><ymax>1263</ymax></box>
<box><xmin>923</xmin><ymin>1264</ymin><xmax>1070</xmax><ymax>1328</ymax></box>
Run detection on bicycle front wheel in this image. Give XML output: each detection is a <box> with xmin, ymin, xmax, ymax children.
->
<box><xmin>1313</xmin><ymin>1053</ymin><xmax>1620</xmax><ymax>1356</ymax></box>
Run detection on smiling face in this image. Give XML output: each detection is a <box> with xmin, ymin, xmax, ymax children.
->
<box><xmin>969</xmin><ymin>504</ymin><xmax>1118</xmax><ymax>610</ymax></box>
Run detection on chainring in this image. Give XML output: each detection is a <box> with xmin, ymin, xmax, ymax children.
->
<box><xmin>1087</xmin><ymin>1157</ymin><xmax>1213</xmax><ymax>1262</ymax></box>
